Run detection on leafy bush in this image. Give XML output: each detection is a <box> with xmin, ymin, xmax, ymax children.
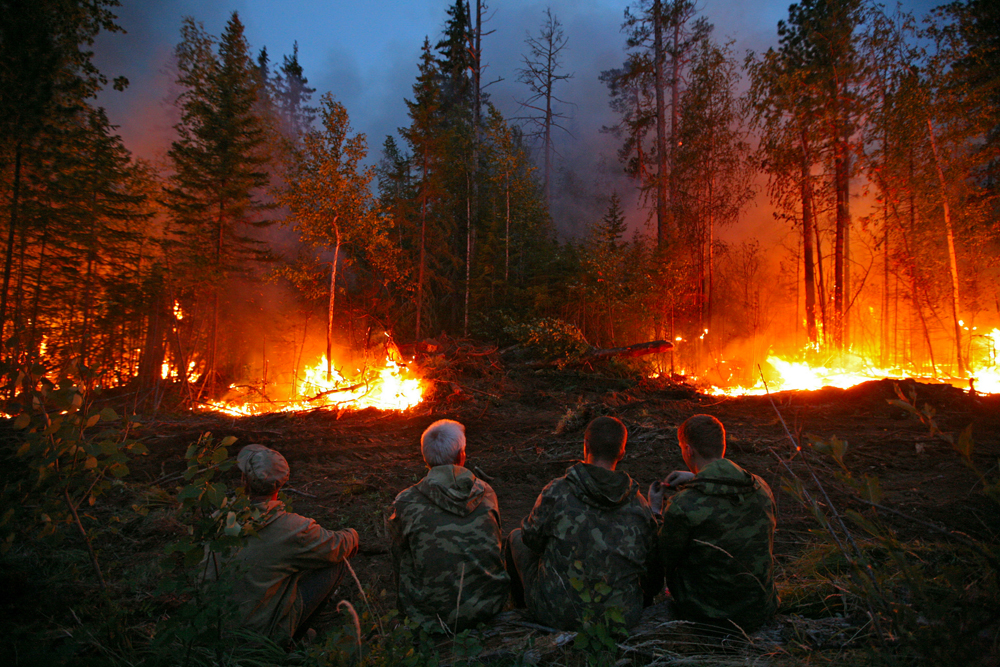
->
<box><xmin>2</xmin><ymin>362</ymin><xmax>147</xmax><ymax>586</ymax></box>
<box><xmin>151</xmin><ymin>432</ymin><xmax>266</xmax><ymax>666</ymax></box>
<box><xmin>504</xmin><ymin>317</ymin><xmax>591</xmax><ymax>365</ymax></box>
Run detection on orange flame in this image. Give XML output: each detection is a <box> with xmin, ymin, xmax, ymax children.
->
<box><xmin>201</xmin><ymin>345</ymin><xmax>426</xmax><ymax>416</ymax></box>
<box><xmin>702</xmin><ymin>328</ymin><xmax>1000</xmax><ymax>396</ymax></box>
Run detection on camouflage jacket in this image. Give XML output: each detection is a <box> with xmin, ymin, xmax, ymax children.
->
<box><xmin>387</xmin><ymin>465</ymin><xmax>510</xmax><ymax>632</ymax></box>
<box><xmin>226</xmin><ymin>499</ymin><xmax>358</xmax><ymax>640</ymax></box>
<box><xmin>520</xmin><ymin>463</ymin><xmax>659</xmax><ymax>630</ymax></box>
<box><xmin>659</xmin><ymin>458</ymin><xmax>777</xmax><ymax>629</ymax></box>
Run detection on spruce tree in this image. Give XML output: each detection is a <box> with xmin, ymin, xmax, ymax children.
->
<box><xmin>165</xmin><ymin>12</ymin><xmax>273</xmax><ymax>393</ymax></box>
<box><xmin>400</xmin><ymin>39</ymin><xmax>449</xmax><ymax>340</ymax></box>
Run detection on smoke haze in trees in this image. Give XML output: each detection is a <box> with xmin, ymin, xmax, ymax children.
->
<box><xmin>92</xmin><ymin>0</ymin><xmax>941</xmax><ymax>240</ymax></box>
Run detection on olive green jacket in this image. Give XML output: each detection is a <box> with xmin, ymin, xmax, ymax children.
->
<box><xmin>659</xmin><ymin>458</ymin><xmax>777</xmax><ymax>629</ymax></box>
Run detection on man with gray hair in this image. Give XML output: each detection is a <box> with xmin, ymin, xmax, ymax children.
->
<box><xmin>220</xmin><ymin>444</ymin><xmax>359</xmax><ymax>641</ymax></box>
<box><xmin>387</xmin><ymin>419</ymin><xmax>510</xmax><ymax>632</ymax></box>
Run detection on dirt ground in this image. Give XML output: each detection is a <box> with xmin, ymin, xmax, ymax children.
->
<box><xmin>131</xmin><ymin>367</ymin><xmax>1000</xmax><ymax>640</ymax></box>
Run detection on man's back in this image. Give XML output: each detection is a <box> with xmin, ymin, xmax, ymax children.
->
<box><xmin>388</xmin><ymin>465</ymin><xmax>509</xmax><ymax>632</ymax></box>
<box><xmin>520</xmin><ymin>463</ymin><xmax>658</xmax><ymax>629</ymax></box>
<box><xmin>659</xmin><ymin>458</ymin><xmax>777</xmax><ymax>629</ymax></box>
<box><xmin>230</xmin><ymin>499</ymin><xmax>358</xmax><ymax>639</ymax></box>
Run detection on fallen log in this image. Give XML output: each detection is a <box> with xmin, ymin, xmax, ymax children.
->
<box><xmin>526</xmin><ymin>340</ymin><xmax>674</xmax><ymax>368</ymax></box>
<box><xmin>308</xmin><ymin>382</ymin><xmax>367</xmax><ymax>401</ymax></box>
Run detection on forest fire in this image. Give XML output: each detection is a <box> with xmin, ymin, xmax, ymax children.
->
<box><xmin>702</xmin><ymin>328</ymin><xmax>1000</xmax><ymax>396</ymax></box>
<box><xmin>200</xmin><ymin>347</ymin><xmax>426</xmax><ymax>417</ymax></box>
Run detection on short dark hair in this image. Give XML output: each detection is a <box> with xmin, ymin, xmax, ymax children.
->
<box><xmin>678</xmin><ymin>414</ymin><xmax>726</xmax><ymax>459</ymax></box>
<box><xmin>585</xmin><ymin>416</ymin><xmax>627</xmax><ymax>462</ymax></box>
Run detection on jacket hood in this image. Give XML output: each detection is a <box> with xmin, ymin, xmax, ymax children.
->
<box><xmin>252</xmin><ymin>499</ymin><xmax>286</xmax><ymax>529</ymax></box>
<box><xmin>416</xmin><ymin>465</ymin><xmax>487</xmax><ymax>517</ymax></box>
<box><xmin>566</xmin><ymin>462</ymin><xmax>637</xmax><ymax>509</ymax></box>
<box><xmin>684</xmin><ymin>459</ymin><xmax>760</xmax><ymax>499</ymax></box>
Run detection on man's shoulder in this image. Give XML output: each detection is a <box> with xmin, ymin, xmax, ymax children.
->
<box><xmin>392</xmin><ymin>482</ymin><xmax>424</xmax><ymax>505</ymax></box>
<box><xmin>536</xmin><ymin>474</ymin><xmax>575</xmax><ymax>504</ymax></box>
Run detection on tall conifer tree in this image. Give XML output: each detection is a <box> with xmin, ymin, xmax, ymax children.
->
<box><xmin>165</xmin><ymin>12</ymin><xmax>272</xmax><ymax>393</ymax></box>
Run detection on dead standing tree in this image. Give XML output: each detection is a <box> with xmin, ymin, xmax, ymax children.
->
<box><xmin>516</xmin><ymin>8</ymin><xmax>573</xmax><ymax>208</ymax></box>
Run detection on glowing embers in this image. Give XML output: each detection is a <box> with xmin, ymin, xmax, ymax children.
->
<box><xmin>202</xmin><ymin>347</ymin><xmax>426</xmax><ymax>416</ymax></box>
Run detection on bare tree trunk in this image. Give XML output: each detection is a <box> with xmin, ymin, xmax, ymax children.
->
<box><xmin>813</xmin><ymin>215</ymin><xmax>828</xmax><ymax>341</ymax></box>
<box><xmin>209</xmin><ymin>200</ymin><xmax>225</xmax><ymax>397</ymax></box>
<box><xmin>326</xmin><ymin>224</ymin><xmax>341</xmax><ymax>382</ymax></box>
<box><xmin>654</xmin><ymin>0</ymin><xmax>669</xmax><ymax>248</ymax></box>
<box><xmin>926</xmin><ymin>119</ymin><xmax>965</xmax><ymax>376</ymax></box>
<box><xmin>800</xmin><ymin>129</ymin><xmax>818</xmax><ymax>345</ymax></box>
<box><xmin>27</xmin><ymin>225</ymin><xmax>49</xmax><ymax>358</ymax></box>
<box><xmin>464</xmin><ymin>173</ymin><xmax>471</xmax><ymax>337</ymax></box>
<box><xmin>416</xmin><ymin>167</ymin><xmax>427</xmax><ymax>340</ymax></box>
<box><xmin>833</xmin><ymin>114</ymin><xmax>850</xmax><ymax>352</ymax></box>
<box><xmin>505</xmin><ymin>172</ymin><xmax>510</xmax><ymax>283</ymax></box>
<box><xmin>1</xmin><ymin>142</ymin><xmax>23</xmax><ymax>359</ymax></box>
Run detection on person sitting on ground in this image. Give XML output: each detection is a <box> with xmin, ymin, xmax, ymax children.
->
<box><xmin>387</xmin><ymin>419</ymin><xmax>510</xmax><ymax>632</ymax></box>
<box><xmin>647</xmin><ymin>414</ymin><xmax>778</xmax><ymax>632</ymax></box>
<box><xmin>505</xmin><ymin>416</ymin><xmax>660</xmax><ymax>631</ymax></box>
<box><xmin>212</xmin><ymin>444</ymin><xmax>359</xmax><ymax>642</ymax></box>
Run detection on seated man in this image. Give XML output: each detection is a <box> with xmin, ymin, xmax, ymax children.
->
<box><xmin>505</xmin><ymin>416</ymin><xmax>659</xmax><ymax>630</ymax></box>
<box><xmin>387</xmin><ymin>419</ymin><xmax>510</xmax><ymax>632</ymax></box>
<box><xmin>218</xmin><ymin>444</ymin><xmax>359</xmax><ymax>641</ymax></box>
<box><xmin>648</xmin><ymin>414</ymin><xmax>778</xmax><ymax>631</ymax></box>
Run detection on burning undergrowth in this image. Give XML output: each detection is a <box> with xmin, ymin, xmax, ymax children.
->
<box><xmin>200</xmin><ymin>341</ymin><xmax>426</xmax><ymax>416</ymax></box>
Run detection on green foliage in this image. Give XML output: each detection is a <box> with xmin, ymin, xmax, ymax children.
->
<box><xmin>504</xmin><ymin>317</ymin><xmax>591</xmax><ymax>365</ymax></box>
<box><xmin>569</xmin><ymin>561</ymin><xmax>626</xmax><ymax>666</ymax></box>
<box><xmin>3</xmin><ymin>363</ymin><xmax>146</xmax><ymax>571</ymax></box>
<box><xmin>152</xmin><ymin>431</ymin><xmax>266</xmax><ymax>665</ymax></box>
<box><xmin>304</xmin><ymin>608</ymin><xmax>487</xmax><ymax>667</ymax></box>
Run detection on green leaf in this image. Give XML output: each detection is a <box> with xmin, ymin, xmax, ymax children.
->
<box><xmin>223</xmin><ymin>512</ymin><xmax>242</xmax><ymax>537</ymax></box>
<box><xmin>220</xmin><ymin>436</ymin><xmax>237</xmax><ymax>448</ymax></box>
<box><xmin>84</xmin><ymin>456</ymin><xmax>99</xmax><ymax>470</ymax></box>
<box><xmin>99</xmin><ymin>407</ymin><xmax>118</xmax><ymax>421</ymax></box>
<box><xmin>210</xmin><ymin>447</ymin><xmax>228</xmax><ymax>465</ymax></box>
<box><xmin>85</xmin><ymin>414</ymin><xmax>100</xmax><ymax>428</ymax></box>
<box><xmin>12</xmin><ymin>414</ymin><xmax>30</xmax><ymax>430</ymax></box>
<box><xmin>955</xmin><ymin>423</ymin><xmax>974</xmax><ymax>462</ymax></box>
<box><xmin>110</xmin><ymin>463</ymin><xmax>129</xmax><ymax>478</ymax></box>
<box><xmin>206</xmin><ymin>483</ymin><xmax>226</xmax><ymax>508</ymax></box>
<box><xmin>129</xmin><ymin>442</ymin><xmax>149</xmax><ymax>455</ymax></box>
<box><xmin>862</xmin><ymin>475</ymin><xmax>882</xmax><ymax>504</ymax></box>
<box><xmin>177</xmin><ymin>486</ymin><xmax>202</xmax><ymax>502</ymax></box>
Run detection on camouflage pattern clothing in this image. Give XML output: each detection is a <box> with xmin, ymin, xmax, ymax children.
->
<box><xmin>659</xmin><ymin>458</ymin><xmax>777</xmax><ymax>630</ymax></box>
<box><xmin>513</xmin><ymin>463</ymin><xmax>659</xmax><ymax>630</ymax></box>
<box><xmin>226</xmin><ymin>499</ymin><xmax>359</xmax><ymax>640</ymax></box>
<box><xmin>387</xmin><ymin>465</ymin><xmax>510</xmax><ymax>632</ymax></box>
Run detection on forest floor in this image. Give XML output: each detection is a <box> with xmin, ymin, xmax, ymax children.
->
<box><xmin>5</xmin><ymin>352</ymin><xmax>1000</xmax><ymax>665</ymax></box>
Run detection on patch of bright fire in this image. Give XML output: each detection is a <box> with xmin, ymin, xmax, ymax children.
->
<box><xmin>679</xmin><ymin>327</ymin><xmax>1000</xmax><ymax>397</ymax></box>
<box><xmin>201</xmin><ymin>349</ymin><xmax>426</xmax><ymax>417</ymax></box>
